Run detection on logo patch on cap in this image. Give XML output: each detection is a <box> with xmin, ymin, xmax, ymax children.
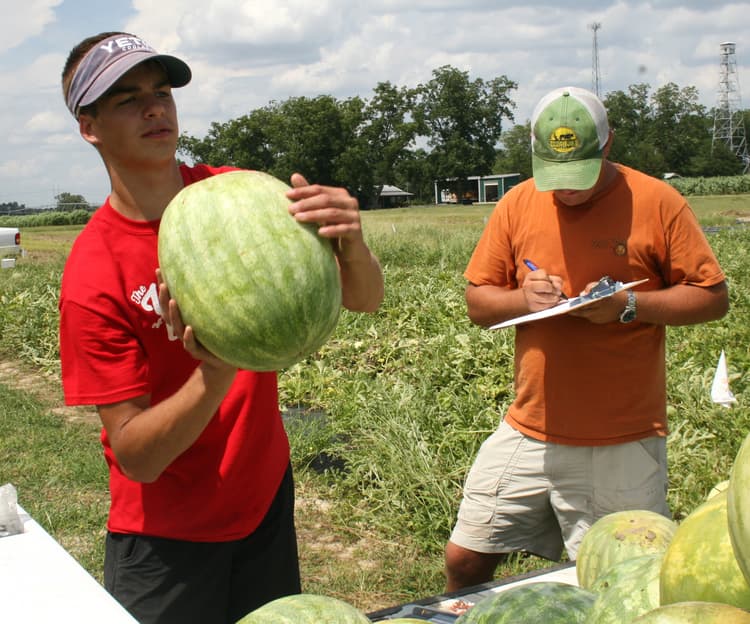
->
<box><xmin>548</xmin><ymin>127</ymin><xmax>579</xmax><ymax>154</ymax></box>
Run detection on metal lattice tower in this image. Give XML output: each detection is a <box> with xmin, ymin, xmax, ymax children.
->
<box><xmin>712</xmin><ymin>41</ymin><xmax>749</xmax><ymax>172</ymax></box>
<box><xmin>590</xmin><ymin>22</ymin><xmax>602</xmax><ymax>98</ymax></box>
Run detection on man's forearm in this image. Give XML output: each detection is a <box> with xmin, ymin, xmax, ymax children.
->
<box><xmin>99</xmin><ymin>362</ymin><xmax>237</xmax><ymax>483</ymax></box>
<box><xmin>465</xmin><ymin>284</ymin><xmax>531</xmax><ymax>328</ymax></box>
<box><xmin>633</xmin><ymin>282</ymin><xmax>729</xmax><ymax>326</ymax></box>
<box><xmin>337</xmin><ymin>240</ymin><xmax>384</xmax><ymax>313</ymax></box>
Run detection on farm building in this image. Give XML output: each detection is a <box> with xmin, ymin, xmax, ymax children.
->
<box><xmin>378</xmin><ymin>184</ymin><xmax>414</xmax><ymax>208</ymax></box>
<box><xmin>434</xmin><ymin>173</ymin><xmax>521</xmax><ymax>205</ymax></box>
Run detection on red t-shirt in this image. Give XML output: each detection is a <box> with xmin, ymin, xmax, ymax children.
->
<box><xmin>465</xmin><ymin>165</ymin><xmax>725</xmax><ymax>445</ymax></box>
<box><xmin>59</xmin><ymin>164</ymin><xmax>290</xmax><ymax>541</ymax></box>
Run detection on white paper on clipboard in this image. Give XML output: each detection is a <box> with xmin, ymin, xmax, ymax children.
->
<box><xmin>489</xmin><ymin>278</ymin><xmax>649</xmax><ymax>330</ymax></box>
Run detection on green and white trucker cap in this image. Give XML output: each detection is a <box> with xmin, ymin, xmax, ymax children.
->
<box><xmin>530</xmin><ymin>86</ymin><xmax>610</xmax><ymax>192</ymax></box>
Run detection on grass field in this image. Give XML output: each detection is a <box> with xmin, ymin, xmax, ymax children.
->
<box><xmin>2</xmin><ymin>196</ymin><xmax>750</xmax><ymax>613</ymax></box>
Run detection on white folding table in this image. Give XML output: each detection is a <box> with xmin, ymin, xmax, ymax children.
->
<box><xmin>0</xmin><ymin>505</ymin><xmax>137</xmax><ymax>622</ymax></box>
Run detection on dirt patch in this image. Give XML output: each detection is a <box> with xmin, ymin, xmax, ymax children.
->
<box><xmin>0</xmin><ymin>360</ymin><xmax>98</xmax><ymax>424</ymax></box>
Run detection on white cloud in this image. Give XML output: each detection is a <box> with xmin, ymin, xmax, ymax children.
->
<box><xmin>25</xmin><ymin>110</ymin><xmax>68</xmax><ymax>134</ymax></box>
<box><xmin>1</xmin><ymin>0</ymin><xmax>750</xmax><ymax>205</ymax></box>
<box><xmin>0</xmin><ymin>0</ymin><xmax>62</xmax><ymax>52</ymax></box>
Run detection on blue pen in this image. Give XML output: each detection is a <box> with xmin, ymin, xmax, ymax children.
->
<box><xmin>523</xmin><ymin>258</ymin><xmax>568</xmax><ymax>299</ymax></box>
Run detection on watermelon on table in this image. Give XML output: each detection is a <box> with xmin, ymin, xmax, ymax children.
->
<box><xmin>586</xmin><ymin>553</ymin><xmax>663</xmax><ymax>624</ymax></box>
<box><xmin>631</xmin><ymin>601</ymin><xmax>750</xmax><ymax>623</ymax></box>
<box><xmin>575</xmin><ymin>510</ymin><xmax>677</xmax><ymax>589</ymax></box>
<box><xmin>660</xmin><ymin>490</ymin><xmax>750</xmax><ymax>609</ymax></box>
<box><xmin>158</xmin><ymin>170</ymin><xmax>342</xmax><ymax>372</ymax></box>
<box><xmin>729</xmin><ymin>431</ymin><xmax>750</xmax><ymax>585</ymax></box>
<box><xmin>235</xmin><ymin>593</ymin><xmax>370</xmax><ymax>623</ymax></box>
<box><xmin>454</xmin><ymin>581</ymin><xmax>596</xmax><ymax>624</ymax></box>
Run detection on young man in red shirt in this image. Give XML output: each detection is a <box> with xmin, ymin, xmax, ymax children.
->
<box><xmin>60</xmin><ymin>32</ymin><xmax>383</xmax><ymax>623</ymax></box>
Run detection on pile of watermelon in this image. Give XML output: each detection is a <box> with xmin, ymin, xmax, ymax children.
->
<box><xmin>234</xmin><ymin>433</ymin><xmax>750</xmax><ymax>622</ymax></box>
<box><xmin>453</xmin><ymin>430</ymin><xmax>750</xmax><ymax>623</ymax></box>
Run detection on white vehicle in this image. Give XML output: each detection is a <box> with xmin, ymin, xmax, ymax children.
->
<box><xmin>0</xmin><ymin>226</ymin><xmax>22</xmax><ymax>263</ymax></box>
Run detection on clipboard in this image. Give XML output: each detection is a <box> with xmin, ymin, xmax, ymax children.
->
<box><xmin>489</xmin><ymin>277</ymin><xmax>649</xmax><ymax>330</ymax></box>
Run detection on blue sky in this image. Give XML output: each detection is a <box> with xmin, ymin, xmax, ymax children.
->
<box><xmin>1</xmin><ymin>0</ymin><xmax>749</xmax><ymax>207</ymax></box>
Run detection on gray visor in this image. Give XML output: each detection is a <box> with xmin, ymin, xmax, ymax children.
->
<box><xmin>66</xmin><ymin>34</ymin><xmax>191</xmax><ymax>117</ymax></box>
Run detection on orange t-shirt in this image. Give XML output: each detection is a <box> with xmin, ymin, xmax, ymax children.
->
<box><xmin>465</xmin><ymin>165</ymin><xmax>725</xmax><ymax>445</ymax></box>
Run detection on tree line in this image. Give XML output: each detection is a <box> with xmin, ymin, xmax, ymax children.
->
<box><xmin>0</xmin><ymin>193</ymin><xmax>91</xmax><ymax>216</ymax></box>
<box><xmin>178</xmin><ymin>65</ymin><xmax>750</xmax><ymax>209</ymax></box>
<box><xmin>178</xmin><ymin>65</ymin><xmax>516</xmax><ymax>208</ymax></box>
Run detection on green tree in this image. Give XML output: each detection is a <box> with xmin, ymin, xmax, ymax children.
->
<box><xmin>0</xmin><ymin>201</ymin><xmax>25</xmax><ymax>216</ymax></box>
<box><xmin>177</xmin><ymin>108</ymin><xmax>276</xmax><ymax>171</ymax></box>
<box><xmin>603</xmin><ymin>83</ymin><xmax>736</xmax><ymax>177</ymax></box>
<box><xmin>265</xmin><ymin>95</ymin><xmax>360</xmax><ymax>186</ymax></box>
<box><xmin>414</xmin><ymin>65</ymin><xmax>516</xmax><ymax>201</ymax></box>
<box><xmin>494</xmin><ymin>121</ymin><xmax>532</xmax><ymax>180</ymax></box>
<box><xmin>55</xmin><ymin>192</ymin><xmax>90</xmax><ymax>211</ymax></box>
<box><xmin>690</xmin><ymin>139</ymin><xmax>745</xmax><ymax>176</ymax></box>
<box><xmin>397</xmin><ymin>148</ymin><xmax>432</xmax><ymax>204</ymax></box>
<box><xmin>337</xmin><ymin>82</ymin><xmax>419</xmax><ymax>208</ymax></box>
<box><xmin>604</xmin><ymin>84</ymin><xmax>657</xmax><ymax>172</ymax></box>
<box><xmin>650</xmin><ymin>83</ymin><xmax>710</xmax><ymax>176</ymax></box>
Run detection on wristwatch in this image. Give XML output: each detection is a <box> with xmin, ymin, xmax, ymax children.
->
<box><xmin>619</xmin><ymin>290</ymin><xmax>637</xmax><ymax>323</ymax></box>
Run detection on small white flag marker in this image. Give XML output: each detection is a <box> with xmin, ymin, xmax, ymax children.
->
<box><xmin>711</xmin><ymin>350</ymin><xmax>737</xmax><ymax>408</ymax></box>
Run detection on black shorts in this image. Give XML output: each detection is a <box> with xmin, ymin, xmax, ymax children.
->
<box><xmin>104</xmin><ymin>463</ymin><xmax>301</xmax><ymax>624</ymax></box>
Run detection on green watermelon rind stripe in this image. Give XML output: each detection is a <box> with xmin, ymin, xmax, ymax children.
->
<box><xmin>587</xmin><ymin>554</ymin><xmax>662</xmax><ymax>624</ymax></box>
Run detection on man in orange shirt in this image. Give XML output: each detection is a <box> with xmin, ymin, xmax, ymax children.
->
<box><xmin>445</xmin><ymin>86</ymin><xmax>729</xmax><ymax>591</ymax></box>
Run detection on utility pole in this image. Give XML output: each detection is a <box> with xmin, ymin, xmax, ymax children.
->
<box><xmin>712</xmin><ymin>41</ymin><xmax>749</xmax><ymax>173</ymax></box>
<box><xmin>590</xmin><ymin>22</ymin><xmax>602</xmax><ymax>98</ymax></box>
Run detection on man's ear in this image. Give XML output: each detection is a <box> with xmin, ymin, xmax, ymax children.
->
<box><xmin>602</xmin><ymin>129</ymin><xmax>614</xmax><ymax>157</ymax></box>
<box><xmin>78</xmin><ymin>114</ymin><xmax>100</xmax><ymax>147</ymax></box>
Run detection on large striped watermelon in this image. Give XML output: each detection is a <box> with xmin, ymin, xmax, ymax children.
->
<box><xmin>660</xmin><ymin>490</ymin><xmax>750</xmax><ymax>609</ymax></box>
<box><xmin>575</xmin><ymin>510</ymin><xmax>676</xmax><ymax>589</ymax></box>
<box><xmin>158</xmin><ymin>170</ymin><xmax>341</xmax><ymax>371</ymax></box>
<box><xmin>587</xmin><ymin>553</ymin><xmax>662</xmax><ymax>624</ymax></box>
<box><xmin>235</xmin><ymin>593</ymin><xmax>370</xmax><ymax>623</ymax></box>
<box><xmin>454</xmin><ymin>581</ymin><xmax>596</xmax><ymax>624</ymax></box>
<box><xmin>728</xmin><ymin>431</ymin><xmax>750</xmax><ymax>584</ymax></box>
<box><xmin>631</xmin><ymin>601</ymin><xmax>750</xmax><ymax>623</ymax></box>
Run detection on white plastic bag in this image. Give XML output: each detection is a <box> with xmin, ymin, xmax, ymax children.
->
<box><xmin>0</xmin><ymin>483</ymin><xmax>23</xmax><ymax>537</ymax></box>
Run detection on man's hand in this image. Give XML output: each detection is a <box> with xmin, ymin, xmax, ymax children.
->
<box><xmin>285</xmin><ymin>173</ymin><xmax>384</xmax><ymax>312</ymax></box>
<box><xmin>286</xmin><ymin>173</ymin><xmax>366</xmax><ymax>260</ymax></box>
<box><xmin>521</xmin><ymin>268</ymin><xmax>566</xmax><ymax>312</ymax></box>
<box><xmin>568</xmin><ymin>282</ymin><xmax>627</xmax><ymax>324</ymax></box>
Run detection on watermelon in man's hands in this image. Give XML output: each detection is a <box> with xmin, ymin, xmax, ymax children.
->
<box><xmin>158</xmin><ymin>170</ymin><xmax>341</xmax><ymax>371</ymax></box>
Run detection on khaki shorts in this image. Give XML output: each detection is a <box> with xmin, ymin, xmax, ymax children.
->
<box><xmin>449</xmin><ymin>420</ymin><xmax>670</xmax><ymax>561</ymax></box>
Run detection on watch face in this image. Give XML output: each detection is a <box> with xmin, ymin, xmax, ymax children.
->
<box><xmin>620</xmin><ymin>291</ymin><xmax>637</xmax><ymax>323</ymax></box>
